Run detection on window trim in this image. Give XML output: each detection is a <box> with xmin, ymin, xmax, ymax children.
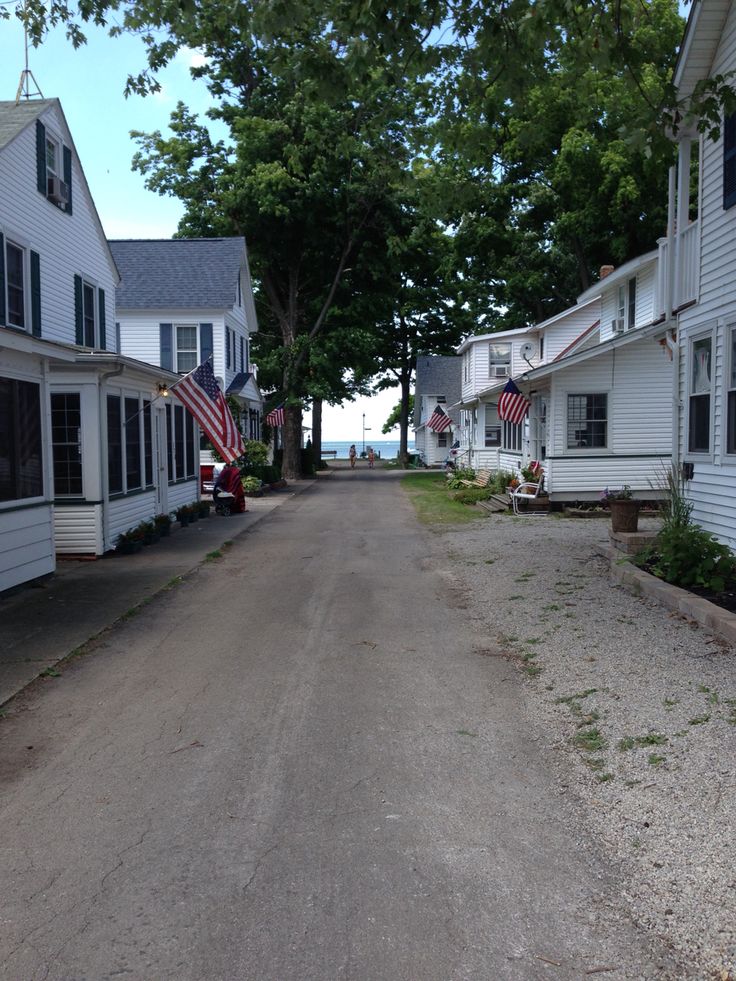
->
<box><xmin>5</xmin><ymin>237</ymin><xmax>27</xmax><ymax>331</ymax></box>
<box><xmin>484</xmin><ymin>425</ymin><xmax>501</xmax><ymax>448</ymax></box>
<box><xmin>502</xmin><ymin>419</ymin><xmax>523</xmax><ymax>453</ymax></box>
<box><xmin>685</xmin><ymin>324</ymin><xmax>716</xmax><ymax>462</ymax></box>
<box><xmin>725</xmin><ymin>321</ymin><xmax>736</xmax><ymax>459</ymax></box>
<box><xmin>489</xmin><ymin>341</ymin><xmax>512</xmax><ymax>378</ymax></box>
<box><xmin>51</xmin><ymin>391</ymin><xmax>83</xmax><ymax>497</ymax></box>
<box><xmin>564</xmin><ymin>391</ymin><xmax>610</xmax><ymax>453</ymax></box>
<box><xmin>174</xmin><ymin>322</ymin><xmax>199</xmax><ymax>375</ymax></box>
<box><xmin>0</xmin><ymin>376</ymin><xmax>44</xmax><ymax>505</ymax></box>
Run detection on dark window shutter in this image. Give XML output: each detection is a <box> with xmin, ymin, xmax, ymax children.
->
<box><xmin>63</xmin><ymin>145</ymin><xmax>73</xmax><ymax>215</ymax></box>
<box><xmin>30</xmin><ymin>251</ymin><xmax>41</xmax><ymax>337</ymax></box>
<box><xmin>98</xmin><ymin>287</ymin><xmax>106</xmax><ymax>349</ymax></box>
<box><xmin>160</xmin><ymin>323</ymin><xmax>173</xmax><ymax>370</ymax></box>
<box><xmin>36</xmin><ymin>120</ymin><xmax>46</xmax><ymax>195</ymax></box>
<box><xmin>240</xmin><ymin>336</ymin><xmax>245</xmax><ymax>372</ymax></box>
<box><xmin>74</xmin><ymin>274</ymin><xmax>83</xmax><ymax>345</ymax></box>
<box><xmin>0</xmin><ymin>233</ymin><xmax>5</xmax><ymax>325</ymax></box>
<box><xmin>225</xmin><ymin>328</ymin><xmax>231</xmax><ymax>369</ymax></box>
<box><xmin>200</xmin><ymin>322</ymin><xmax>213</xmax><ymax>363</ymax></box>
<box><xmin>724</xmin><ymin>112</ymin><xmax>736</xmax><ymax>209</ymax></box>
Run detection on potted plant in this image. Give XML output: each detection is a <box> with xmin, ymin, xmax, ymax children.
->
<box><xmin>116</xmin><ymin>526</ymin><xmax>145</xmax><ymax>554</ymax></box>
<box><xmin>154</xmin><ymin>513</ymin><xmax>172</xmax><ymax>537</ymax></box>
<box><xmin>175</xmin><ymin>505</ymin><xmax>191</xmax><ymax>527</ymax></box>
<box><xmin>242</xmin><ymin>476</ymin><xmax>263</xmax><ymax>497</ymax></box>
<box><xmin>601</xmin><ymin>485</ymin><xmax>640</xmax><ymax>532</ymax></box>
<box><xmin>188</xmin><ymin>502</ymin><xmax>199</xmax><ymax>522</ymax></box>
<box><xmin>139</xmin><ymin>519</ymin><xmax>160</xmax><ymax>545</ymax></box>
<box><xmin>197</xmin><ymin>499</ymin><xmax>211</xmax><ymax>518</ymax></box>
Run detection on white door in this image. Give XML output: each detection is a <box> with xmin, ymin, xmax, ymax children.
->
<box><xmin>531</xmin><ymin>396</ymin><xmax>547</xmax><ymax>463</ymax></box>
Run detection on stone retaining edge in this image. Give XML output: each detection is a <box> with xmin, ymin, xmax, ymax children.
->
<box><xmin>596</xmin><ymin>545</ymin><xmax>736</xmax><ymax>648</ymax></box>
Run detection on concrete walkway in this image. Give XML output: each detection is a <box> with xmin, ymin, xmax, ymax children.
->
<box><xmin>0</xmin><ymin>480</ymin><xmax>316</xmax><ymax>706</ymax></box>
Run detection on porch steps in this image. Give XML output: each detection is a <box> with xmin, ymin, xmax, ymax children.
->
<box><xmin>477</xmin><ymin>494</ymin><xmax>510</xmax><ymax>514</ymax></box>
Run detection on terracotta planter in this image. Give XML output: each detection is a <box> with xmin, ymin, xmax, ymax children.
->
<box><xmin>609</xmin><ymin>499</ymin><xmax>640</xmax><ymax>533</ymax></box>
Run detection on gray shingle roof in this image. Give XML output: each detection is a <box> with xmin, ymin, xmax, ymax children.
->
<box><xmin>0</xmin><ymin>99</ymin><xmax>54</xmax><ymax>151</ymax></box>
<box><xmin>414</xmin><ymin>355</ymin><xmax>462</xmax><ymax>427</ymax></box>
<box><xmin>109</xmin><ymin>238</ymin><xmax>246</xmax><ymax>310</ymax></box>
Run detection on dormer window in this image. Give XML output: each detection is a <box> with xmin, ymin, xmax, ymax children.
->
<box><xmin>36</xmin><ymin>120</ymin><xmax>72</xmax><ymax>214</ymax></box>
<box><xmin>489</xmin><ymin>342</ymin><xmax>511</xmax><ymax>378</ymax></box>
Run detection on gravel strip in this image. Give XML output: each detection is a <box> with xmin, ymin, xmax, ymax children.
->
<box><xmin>438</xmin><ymin>511</ymin><xmax>736</xmax><ymax>980</ymax></box>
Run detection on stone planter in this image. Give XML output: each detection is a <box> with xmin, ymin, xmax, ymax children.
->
<box><xmin>609</xmin><ymin>498</ymin><xmax>640</xmax><ymax>533</ymax></box>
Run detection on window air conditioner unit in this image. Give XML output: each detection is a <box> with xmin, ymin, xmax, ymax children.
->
<box><xmin>611</xmin><ymin>317</ymin><xmax>624</xmax><ymax>335</ymax></box>
<box><xmin>491</xmin><ymin>365</ymin><xmax>509</xmax><ymax>378</ymax></box>
<box><xmin>47</xmin><ymin>175</ymin><xmax>70</xmax><ymax>205</ymax></box>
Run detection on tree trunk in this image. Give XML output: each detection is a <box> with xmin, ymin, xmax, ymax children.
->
<box><xmin>398</xmin><ymin>372</ymin><xmax>411</xmax><ymax>468</ymax></box>
<box><xmin>312</xmin><ymin>398</ymin><xmax>323</xmax><ymax>464</ymax></box>
<box><xmin>282</xmin><ymin>404</ymin><xmax>303</xmax><ymax>480</ymax></box>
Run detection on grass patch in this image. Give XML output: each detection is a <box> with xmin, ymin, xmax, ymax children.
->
<box><xmin>573</xmin><ymin>727</ymin><xmax>606</xmax><ymax>753</ymax></box>
<box><xmin>543</xmin><ymin>603</ymin><xmax>561</xmax><ymax>612</ymax></box>
<box><xmin>401</xmin><ymin>473</ymin><xmax>488</xmax><ymax>526</ymax></box>
<box><xmin>205</xmin><ymin>549</ymin><xmax>223</xmax><ymax>561</ymax></box>
<box><xmin>40</xmin><ymin>667</ymin><xmax>61</xmax><ymax>678</ymax></box>
<box><xmin>618</xmin><ymin>733</ymin><xmax>668</xmax><ymax>751</ymax></box>
<box><xmin>647</xmin><ymin>753</ymin><xmax>666</xmax><ymax>766</ymax></box>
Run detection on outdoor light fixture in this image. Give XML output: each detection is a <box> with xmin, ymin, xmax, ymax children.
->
<box><xmin>157</xmin><ymin>383</ymin><xmax>169</xmax><ymax>397</ymax></box>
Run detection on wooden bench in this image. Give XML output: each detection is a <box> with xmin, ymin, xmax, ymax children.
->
<box><xmin>459</xmin><ymin>468</ymin><xmax>493</xmax><ymax>489</ymax></box>
<box><xmin>321</xmin><ymin>450</ymin><xmax>338</xmax><ymax>458</ymax></box>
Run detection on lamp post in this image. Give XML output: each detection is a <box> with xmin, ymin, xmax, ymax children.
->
<box><xmin>362</xmin><ymin>413</ymin><xmax>371</xmax><ymax>455</ymax></box>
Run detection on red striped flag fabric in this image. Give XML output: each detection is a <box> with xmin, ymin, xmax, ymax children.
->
<box><xmin>427</xmin><ymin>404</ymin><xmax>453</xmax><ymax>433</ymax></box>
<box><xmin>497</xmin><ymin>379</ymin><xmax>530</xmax><ymax>424</ymax></box>
<box><xmin>171</xmin><ymin>360</ymin><xmax>244</xmax><ymax>463</ymax></box>
<box><xmin>266</xmin><ymin>404</ymin><xmax>285</xmax><ymax>427</ymax></box>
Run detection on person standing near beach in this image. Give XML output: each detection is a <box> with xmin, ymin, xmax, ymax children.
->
<box><xmin>368</xmin><ymin>447</ymin><xmax>375</xmax><ymax>469</ymax></box>
<box><xmin>349</xmin><ymin>444</ymin><xmax>357</xmax><ymax>469</ymax></box>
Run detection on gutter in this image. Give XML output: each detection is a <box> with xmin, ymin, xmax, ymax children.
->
<box><xmin>665</xmin><ymin>327</ymin><xmax>680</xmax><ymax>475</ymax></box>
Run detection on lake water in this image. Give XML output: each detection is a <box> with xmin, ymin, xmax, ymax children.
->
<box><xmin>320</xmin><ymin>439</ymin><xmax>415</xmax><ymax>459</ymax></box>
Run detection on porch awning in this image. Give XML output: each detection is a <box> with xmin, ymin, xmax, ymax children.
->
<box><xmin>226</xmin><ymin>371</ymin><xmax>263</xmax><ymax>405</ymax></box>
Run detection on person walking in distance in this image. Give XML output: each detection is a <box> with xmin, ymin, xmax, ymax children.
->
<box><xmin>349</xmin><ymin>444</ymin><xmax>357</xmax><ymax>469</ymax></box>
<box><xmin>367</xmin><ymin>447</ymin><xmax>375</xmax><ymax>469</ymax></box>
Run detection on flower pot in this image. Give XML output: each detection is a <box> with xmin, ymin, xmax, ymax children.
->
<box><xmin>609</xmin><ymin>499</ymin><xmax>640</xmax><ymax>533</ymax></box>
<box><xmin>177</xmin><ymin>514</ymin><xmax>190</xmax><ymax>527</ymax></box>
<box><xmin>117</xmin><ymin>540</ymin><xmax>143</xmax><ymax>555</ymax></box>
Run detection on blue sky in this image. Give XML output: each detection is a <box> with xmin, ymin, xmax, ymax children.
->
<box><xmin>0</xmin><ymin>16</ymin><xmax>410</xmax><ymax>439</ymax></box>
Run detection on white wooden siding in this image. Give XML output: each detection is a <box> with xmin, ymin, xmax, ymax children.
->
<box><xmin>0</xmin><ymin>105</ymin><xmax>117</xmax><ymax>351</ymax></box>
<box><xmin>54</xmin><ymin>504</ymin><xmax>103</xmax><ymax>555</ymax></box>
<box><xmin>0</xmin><ymin>505</ymin><xmax>55</xmax><ymax>590</ymax></box>
<box><xmin>599</xmin><ymin>262</ymin><xmax>658</xmax><ymax>343</ymax></box>
<box><xmin>545</xmin><ymin>336</ymin><xmax>673</xmax><ymax>497</ymax></box>
<box><xmin>106</xmin><ymin>490</ymin><xmax>159</xmax><ymax>550</ymax></box>
<box><xmin>166</xmin><ymin>480</ymin><xmax>200</xmax><ymax>516</ymax></box>
<box><xmin>118</xmin><ymin>311</ymin><xmax>228</xmax><ymax>376</ymax></box>
<box><xmin>542</xmin><ymin>301</ymin><xmax>601</xmax><ymax>361</ymax></box>
<box><xmin>674</xmin><ymin>3</ymin><xmax>736</xmax><ymax>545</ymax></box>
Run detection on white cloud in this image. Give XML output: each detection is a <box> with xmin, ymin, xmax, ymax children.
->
<box><xmin>176</xmin><ymin>46</ymin><xmax>209</xmax><ymax>70</ymax></box>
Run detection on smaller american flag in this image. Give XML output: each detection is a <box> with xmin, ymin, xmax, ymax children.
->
<box><xmin>266</xmin><ymin>404</ymin><xmax>285</xmax><ymax>427</ymax></box>
<box><xmin>427</xmin><ymin>404</ymin><xmax>453</xmax><ymax>433</ymax></box>
<box><xmin>497</xmin><ymin>379</ymin><xmax>530</xmax><ymax>424</ymax></box>
<box><xmin>171</xmin><ymin>359</ymin><xmax>244</xmax><ymax>463</ymax></box>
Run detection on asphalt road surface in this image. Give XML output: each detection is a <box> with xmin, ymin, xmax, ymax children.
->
<box><xmin>0</xmin><ymin>467</ymin><xmax>673</xmax><ymax>980</ymax></box>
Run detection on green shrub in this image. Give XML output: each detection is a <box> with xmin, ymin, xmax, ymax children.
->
<box><xmin>242</xmin><ymin>475</ymin><xmax>262</xmax><ymax>493</ymax></box>
<box><xmin>243</xmin><ymin>439</ymin><xmax>269</xmax><ymax>466</ymax></box>
<box><xmin>452</xmin><ymin>487</ymin><xmax>492</xmax><ymax>505</ymax></box>
<box><xmin>488</xmin><ymin>470</ymin><xmax>515</xmax><ymax>494</ymax></box>
<box><xmin>637</xmin><ymin>524</ymin><xmax>736</xmax><ymax>592</ymax></box>
<box><xmin>446</xmin><ymin>467</ymin><xmax>475</xmax><ymax>489</ymax></box>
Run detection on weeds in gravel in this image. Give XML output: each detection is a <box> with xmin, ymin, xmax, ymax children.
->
<box><xmin>40</xmin><ymin>667</ymin><xmax>61</xmax><ymax>678</ymax></box>
<box><xmin>514</xmin><ymin>572</ymin><xmax>536</xmax><ymax>583</ymax></box>
<box><xmin>543</xmin><ymin>603</ymin><xmax>561</xmax><ymax>611</ymax></box>
<box><xmin>596</xmin><ymin>773</ymin><xmax>614</xmax><ymax>783</ymax></box>
<box><xmin>573</xmin><ymin>727</ymin><xmax>606</xmax><ymax>752</ymax></box>
<box><xmin>618</xmin><ymin>733</ymin><xmax>668</xmax><ymax>751</ymax></box>
<box><xmin>648</xmin><ymin>753</ymin><xmax>666</xmax><ymax>766</ymax></box>
<box><xmin>508</xmin><ymin>594</ymin><xmax>524</xmax><ymax>601</ymax></box>
<box><xmin>688</xmin><ymin>714</ymin><xmax>711</xmax><ymax>726</ymax></box>
<box><xmin>663</xmin><ymin>697</ymin><xmax>679</xmax><ymax>710</ymax></box>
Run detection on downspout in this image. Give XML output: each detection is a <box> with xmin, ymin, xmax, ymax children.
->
<box><xmin>99</xmin><ymin>365</ymin><xmax>124</xmax><ymax>553</ymax></box>
<box><xmin>666</xmin><ymin>164</ymin><xmax>677</xmax><ymax>322</ymax></box>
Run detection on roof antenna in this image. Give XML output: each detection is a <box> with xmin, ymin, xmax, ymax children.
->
<box><xmin>15</xmin><ymin>12</ymin><xmax>44</xmax><ymax>104</ymax></box>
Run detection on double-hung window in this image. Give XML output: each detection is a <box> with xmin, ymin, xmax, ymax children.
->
<box><xmin>0</xmin><ymin>377</ymin><xmax>43</xmax><ymax>501</ymax></box>
<box><xmin>74</xmin><ymin>275</ymin><xmax>105</xmax><ymax>349</ymax></box>
<box><xmin>727</xmin><ymin>325</ymin><xmax>736</xmax><ymax>456</ymax></box>
<box><xmin>5</xmin><ymin>240</ymin><xmax>25</xmax><ymax>330</ymax></box>
<box><xmin>627</xmin><ymin>277</ymin><xmax>636</xmax><ymax>329</ymax></box>
<box><xmin>567</xmin><ymin>394</ymin><xmax>607</xmax><ymax>449</ymax></box>
<box><xmin>176</xmin><ymin>325</ymin><xmax>198</xmax><ymax>373</ymax></box>
<box><xmin>502</xmin><ymin>420</ymin><xmax>522</xmax><ymax>452</ymax></box>
<box><xmin>83</xmin><ymin>281</ymin><xmax>96</xmax><ymax>347</ymax></box>
<box><xmin>688</xmin><ymin>334</ymin><xmax>713</xmax><ymax>454</ymax></box>
<box><xmin>724</xmin><ymin>111</ymin><xmax>736</xmax><ymax>210</ymax></box>
<box><xmin>489</xmin><ymin>342</ymin><xmax>511</xmax><ymax>378</ymax></box>
<box><xmin>36</xmin><ymin>120</ymin><xmax>72</xmax><ymax>213</ymax></box>
<box><xmin>485</xmin><ymin>425</ymin><xmax>501</xmax><ymax>448</ymax></box>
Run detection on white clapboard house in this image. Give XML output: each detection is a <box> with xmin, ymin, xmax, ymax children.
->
<box><xmin>512</xmin><ymin>251</ymin><xmax>676</xmax><ymax>501</ymax></box>
<box><xmin>455</xmin><ymin>297</ymin><xmax>601</xmax><ymax>474</ymax></box>
<box><xmin>665</xmin><ymin>0</ymin><xmax>736</xmax><ymax>548</ymax></box>
<box><xmin>413</xmin><ymin>355</ymin><xmax>461</xmax><ymax>465</ymax></box>
<box><xmin>0</xmin><ymin>98</ymin><xmax>199</xmax><ymax>592</ymax></box>
<box><xmin>110</xmin><ymin>238</ymin><xmax>263</xmax><ymax>451</ymax></box>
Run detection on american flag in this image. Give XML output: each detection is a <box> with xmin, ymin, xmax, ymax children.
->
<box><xmin>170</xmin><ymin>360</ymin><xmax>244</xmax><ymax>463</ymax></box>
<box><xmin>266</xmin><ymin>404</ymin><xmax>285</xmax><ymax>427</ymax></box>
<box><xmin>497</xmin><ymin>378</ymin><xmax>530</xmax><ymax>424</ymax></box>
<box><xmin>427</xmin><ymin>404</ymin><xmax>453</xmax><ymax>433</ymax></box>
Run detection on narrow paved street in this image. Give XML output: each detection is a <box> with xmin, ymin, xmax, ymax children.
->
<box><xmin>0</xmin><ymin>468</ymin><xmax>672</xmax><ymax>980</ymax></box>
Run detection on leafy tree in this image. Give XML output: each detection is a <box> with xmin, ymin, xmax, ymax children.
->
<box><xmin>383</xmin><ymin>395</ymin><xmax>414</xmax><ymax>435</ymax></box>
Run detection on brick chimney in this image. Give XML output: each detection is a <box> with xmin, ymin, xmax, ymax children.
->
<box><xmin>599</xmin><ymin>264</ymin><xmax>615</xmax><ymax>279</ymax></box>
